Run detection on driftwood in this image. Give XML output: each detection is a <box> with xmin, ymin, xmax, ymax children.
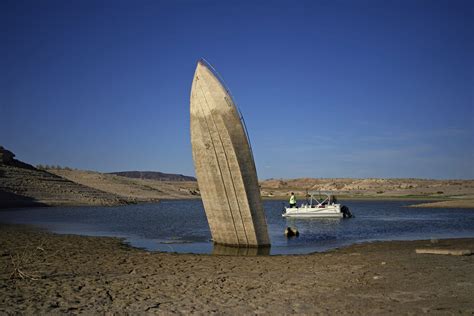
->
<box><xmin>8</xmin><ymin>239</ymin><xmax>63</xmax><ymax>280</ymax></box>
<box><xmin>415</xmin><ymin>248</ymin><xmax>472</xmax><ymax>256</ymax></box>
<box><xmin>9</xmin><ymin>244</ymin><xmax>44</xmax><ymax>280</ymax></box>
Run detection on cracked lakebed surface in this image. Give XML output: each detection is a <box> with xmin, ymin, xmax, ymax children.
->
<box><xmin>1</xmin><ymin>224</ymin><xmax>473</xmax><ymax>314</ymax></box>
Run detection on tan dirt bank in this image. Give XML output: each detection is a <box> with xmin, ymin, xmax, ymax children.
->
<box><xmin>409</xmin><ymin>199</ymin><xmax>474</xmax><ymax>208</ymax></box>
<box><xmin>1</xmin><ymin>224</ymin><xmax>473</xmax><ymax>314</ymax></box>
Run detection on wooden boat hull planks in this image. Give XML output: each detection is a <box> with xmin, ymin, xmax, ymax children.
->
<box><xmin>190</xmin><ymin>60</ymin><xmax>270</xmax><ymax>247</ymax></box>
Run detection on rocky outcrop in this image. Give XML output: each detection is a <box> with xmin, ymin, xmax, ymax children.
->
<box><xmin>0</xmin><ymin>146</ymin><xmax>36</xmax><ymax>170</ymax></box>
<box><xmin>0</xmin><ymin>146</ymin><xmax>14</xmax><ymax>163</ymax></box>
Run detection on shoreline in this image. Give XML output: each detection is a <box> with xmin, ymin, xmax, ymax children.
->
<box><xmin>1</xmin><ymin>224</ymin><xmax>473</xmax><ymax>314</ymax></box>
<box><xmin>2</xmin><ymin>221</ymin><xmax>474</xmax><ymax>256</ymax></box>
<box><xmin>3</xmin><ymin>196</ymin><xmax>474</xmax><ymax>210</ymax></box>
<box><xmin>408</xmin><ymin>199</ymin><xmax>474</xmax><ymax>209</ymax></box>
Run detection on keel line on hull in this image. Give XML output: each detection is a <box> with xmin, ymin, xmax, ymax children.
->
<box><xmin>195</xmin><ymin>78</ymin><xmax>250</xmax><ymax>246</ymax></box>
<box><xmin>190</xmin><ymin>59</ymin><xmax>270</xmax><ymax>247</ymax></box>
<box><xmin>199</xmin><ymin>58</ymin><xmax>255</xmax><ymax>159</ymax></box>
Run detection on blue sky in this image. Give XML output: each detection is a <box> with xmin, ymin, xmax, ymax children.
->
<box><xmin>1</xmin><ymin>0</ymin><xmax>473</xmax><ymax>179</ymax></box>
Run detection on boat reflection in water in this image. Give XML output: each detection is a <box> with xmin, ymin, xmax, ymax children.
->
<box><xmin>212</xmin><ymin>244</ymin><xmax>271</xmax><ymax>256</ymax></box>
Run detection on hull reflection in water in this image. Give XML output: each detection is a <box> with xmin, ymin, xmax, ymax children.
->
<box><xmin>212</xmin><ymin>244</ymin><xmax>271</xmax><ymax>256</ymax></box>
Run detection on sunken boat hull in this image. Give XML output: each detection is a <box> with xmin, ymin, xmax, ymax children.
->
<box><xmin>190</xmin><ymin>60</ymin><xmax>270</xmax><ymax>247</ymax></box>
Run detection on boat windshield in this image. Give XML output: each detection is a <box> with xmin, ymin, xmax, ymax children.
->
<box><xmin>309</xmin><ymin>193</ymin><xmax>337</xmax><ymax>205</ymax></box>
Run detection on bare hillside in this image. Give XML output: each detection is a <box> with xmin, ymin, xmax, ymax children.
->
<box><xmin>2</xmin><ymin>146</ymin><xmax>472</xmax><ymax>209</ymax></box>
<box><xmin>259</xmin><ymin>178</ymin><xmax>474</xmax><ymax>199</ymax></box>
<box><xmin>0</xmin><ymin>147</ymin><xmax>129</xmax><ymax>208</ymax></box>
<box><xmin>0</xmin><ymin>146</ymin><xmax>198</xmax><ymax>209</ymax></box>
<box><xmin>109</xmin><ymin>171</ymin><xmax>196</xmax><ymax>182</ymax></box>
<box><xmin>49</xmin><ymin>169</ymin><xmax>200</xmax><ymax>202</ymax></box>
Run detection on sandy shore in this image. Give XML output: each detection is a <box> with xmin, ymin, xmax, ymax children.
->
<box><xmin>409</xmin><ymin>199</ymin><xmax>474</xmax><ymax>208</ymax></box>
<box><xmin>1</xmin><ymin>224</ymin><xmax>473</xmax><ymax>314</ymax></box>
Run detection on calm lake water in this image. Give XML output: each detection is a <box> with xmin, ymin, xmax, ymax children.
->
<box><xmin>1</xmin><ymin>200</ymin><xmax>473</xmax><ymax>255</ymax></box>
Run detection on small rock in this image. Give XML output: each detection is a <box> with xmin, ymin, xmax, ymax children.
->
<box><xmin>284</xmin><ymin>227</ymin><xmax>299</xmax><ymax>237</ymax></box>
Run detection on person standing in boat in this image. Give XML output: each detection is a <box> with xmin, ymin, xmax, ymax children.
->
<box><xmin>289</xmin><ymin>192</ymin><xmax>297</xmax><ymax>208</ymax></box>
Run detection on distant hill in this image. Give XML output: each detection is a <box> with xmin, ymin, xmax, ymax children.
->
<box><xmin>109</xmin><ymin>171</ymin><xmax>196</xmax><ymax>182</ymax></box>
<box><xmin>259</xmin><ymin>178</ymin><xmax>474</xmax><ymax>199</ymax></box>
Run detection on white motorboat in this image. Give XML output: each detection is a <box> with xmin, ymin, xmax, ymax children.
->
<box><xmin>282</xmin><ymin>192</ymin><xmax>352</xmax><ymax>218</ymax></box>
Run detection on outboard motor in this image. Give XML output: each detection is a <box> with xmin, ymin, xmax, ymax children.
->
<box><xmin>341</xmin><ymin>205</ymin><xmax>353</xmax><ymax>218</ymax></box>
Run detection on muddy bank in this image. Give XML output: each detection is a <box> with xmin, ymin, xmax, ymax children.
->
<box><xmin>1</xmin><ymin>224</ymin><xmax>473</xmax><ymax>314</ymax></box>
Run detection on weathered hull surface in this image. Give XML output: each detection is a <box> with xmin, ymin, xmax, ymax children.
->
<box><xmin>190</xmin><ymin>61</ymin><xmax>270</xmax><ymax>247</ymax></box>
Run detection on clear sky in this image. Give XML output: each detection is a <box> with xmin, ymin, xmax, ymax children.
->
<box><xmin>1</xmin><ymin>0</ymin><xmax>473</xmax><ymax>179</ymax></box>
